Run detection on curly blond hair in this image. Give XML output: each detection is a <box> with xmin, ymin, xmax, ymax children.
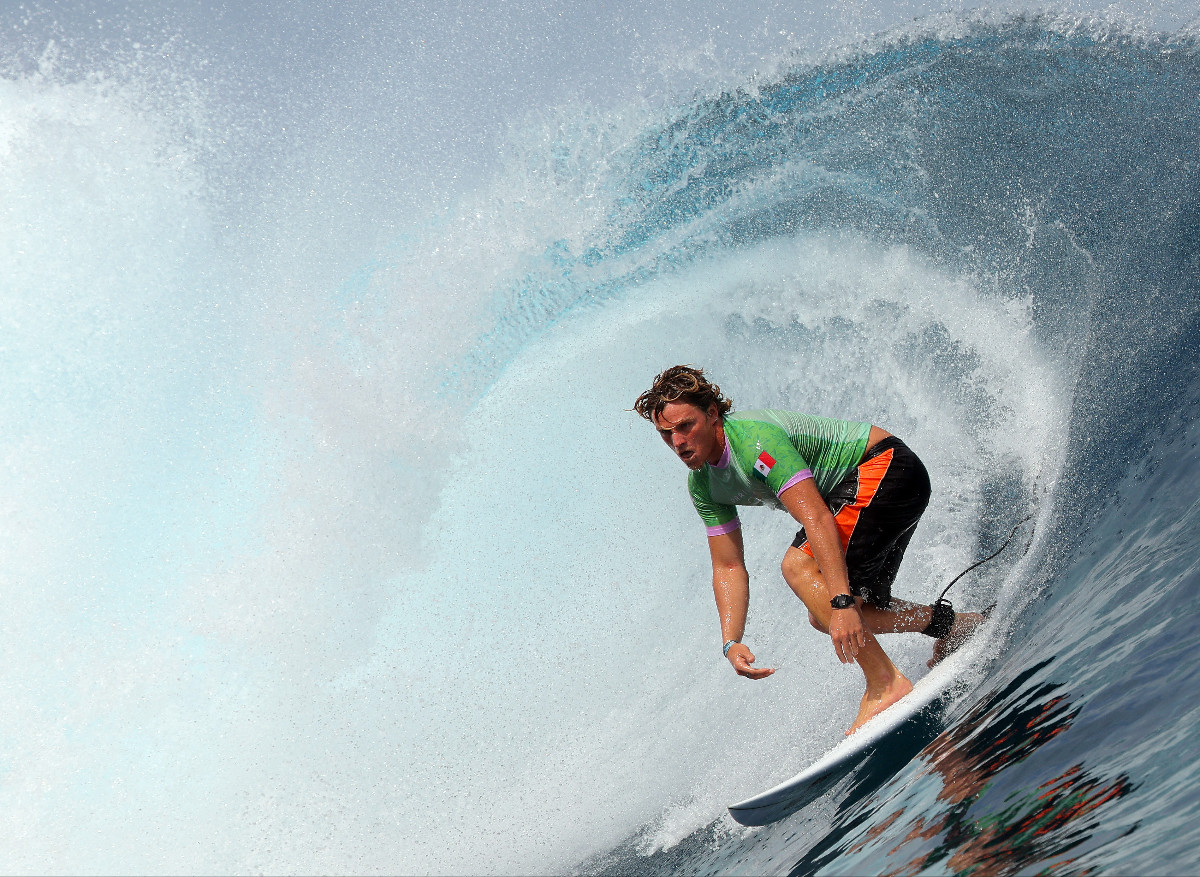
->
<box><xmin>633</xmin><ymin>365</ymin><xmax>733</xmax><ymax>422</ymax></box>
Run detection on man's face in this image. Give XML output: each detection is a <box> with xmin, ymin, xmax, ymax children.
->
<box><xmin>652</xmin><ymin>401</ymin><xmax>722</xmax><ymax>470</ymax></box>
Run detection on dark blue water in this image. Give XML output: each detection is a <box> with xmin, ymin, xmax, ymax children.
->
<box><xmin>565</xmin><ymin>18</ymin><xmax>1200</xmax><ymax>876</ymax></box>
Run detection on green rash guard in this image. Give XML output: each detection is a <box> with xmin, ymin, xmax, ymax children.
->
<box><xmin>688</xmin><ymin>409</ymin><xmax>871</xmax><ymax>536</ymax></box>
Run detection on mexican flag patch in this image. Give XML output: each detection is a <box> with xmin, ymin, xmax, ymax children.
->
<box><xmin>752</xmin><ymin>451</ymin><xmax>776</xmax><ymax>480</ymax></box>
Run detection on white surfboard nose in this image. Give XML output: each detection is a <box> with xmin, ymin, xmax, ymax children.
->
<box><xmin>728</xmin><ymin>651</ymin><xmax>971</xmax><ymax>826</ymax></box>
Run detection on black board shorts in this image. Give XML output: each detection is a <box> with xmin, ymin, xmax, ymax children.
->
<box><xmin>790</xmin><ymin>436</ymin><xmax>931</xmax><ymax>609</ymax></box>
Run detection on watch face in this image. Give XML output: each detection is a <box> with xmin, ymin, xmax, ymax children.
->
<box><xmin>831</xmin><ymin>594</ymin><xmax>855</xmax><ymax>609</ymax></box>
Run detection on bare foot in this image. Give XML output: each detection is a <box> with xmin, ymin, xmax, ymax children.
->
<box><xmin>846</xmin><ymin>673</ymin><xmax>913</xmax><ymax>735</ymax></box>
<box><xmin>928</xmin><ymin>611</ymin><xmax>985</xmax><ymax>668</ymax></box>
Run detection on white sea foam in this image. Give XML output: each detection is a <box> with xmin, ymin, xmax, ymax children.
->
<box><xmin>1</xmin><ymin>3</ymin><xmax>1183</xmax><ymax>873</ymax></box>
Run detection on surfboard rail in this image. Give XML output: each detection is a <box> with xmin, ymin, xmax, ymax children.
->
<box><xmin>728</xmin><ymin>651</ymin><xmax>970</xmax><ymax>826</ymax></box>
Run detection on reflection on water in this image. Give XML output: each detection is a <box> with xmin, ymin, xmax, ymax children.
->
<box><xmin>832</xmin><ymin>661</ymin><xmax>1137</xmax><ymax>876</ymax></box>
<box><xmin>581</xmin><ymin>661</ymin><xmax>1139</xmax><ymax>877</ymax></box>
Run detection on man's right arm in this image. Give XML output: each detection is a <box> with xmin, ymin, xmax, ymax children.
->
<box><xmin>708</xmin><ymin>529</ymin><xmax>775</xmax><ymax>680</ymax></box>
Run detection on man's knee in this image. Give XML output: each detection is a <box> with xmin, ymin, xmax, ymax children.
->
<box><xmin>781</xmin><ymin>547</ymin><xmax>819</xmax><ymax>583</ymax></box>
<box><xmin>808</xmin><ymin>610</ymin><xmax>828</xmax><ymax>633</ymax></box>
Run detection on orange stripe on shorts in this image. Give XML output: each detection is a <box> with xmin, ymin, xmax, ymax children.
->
<box><xmin>800</xmin><ymin>447</ymin><xmax>895</xmax><ymax>557</ymax></box>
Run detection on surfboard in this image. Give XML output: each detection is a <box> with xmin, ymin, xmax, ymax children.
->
<box><xmin>728</xmin><ymin>649</ymin><xmax>971</xmax><ymax>827</ymax></box>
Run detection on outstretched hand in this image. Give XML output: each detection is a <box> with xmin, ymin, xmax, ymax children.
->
<box><xmin>727</xmin><ymin>643</ymin><xmax>775</xmax><ymax>679</ymax></box>
<box><xmin>828</xmin><ymin>606</ymin><xmax>868</xmax><ymax>664</ymax></box>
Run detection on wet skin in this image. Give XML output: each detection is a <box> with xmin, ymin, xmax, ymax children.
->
<box><xmin>652</xmin><ymin>401</ymin><xmax>977</xmax><ymax>733</ymax></box>
<box><xmin>651</xmin><ymin>401</ymin><xmax>726</xmax><ymax>470</ymax></box>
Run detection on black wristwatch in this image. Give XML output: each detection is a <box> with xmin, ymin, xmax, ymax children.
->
<box><xmin>830</xmin><ymin>593</ymin><xmax>856</xmax><ymax>610</ymax></box>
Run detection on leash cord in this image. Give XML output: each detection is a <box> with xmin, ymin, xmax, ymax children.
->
<box><xmin>937</xmin><ymin>513</ymin><xmax>1035</xmax><ymax>603</ymax></box>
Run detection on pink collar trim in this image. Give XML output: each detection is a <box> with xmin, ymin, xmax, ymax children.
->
<box><xmin>713</xmin><ymin>435</ymin><xmax>731</xmax><ymax>469</ymax></box>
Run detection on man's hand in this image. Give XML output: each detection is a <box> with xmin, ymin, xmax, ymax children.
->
<box><xmin>727</xmin><ymin>643</ymin><xmax>775</xmax><ymax>679</ymax></box>
<box><xmin>828</xmin><ymin>606</ymin><xmax>868</xmax><ymax>664</ymax></box>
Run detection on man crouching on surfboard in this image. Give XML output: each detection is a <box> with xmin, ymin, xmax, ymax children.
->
<box><xmin>634</xmin><ymin>365</ymin><xmax>983</xmax><ymax>735</ymax></box>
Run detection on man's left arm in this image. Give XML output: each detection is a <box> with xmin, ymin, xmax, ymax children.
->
<box><xmin>779</xmin><ymin>479</ymin><xmax>869</xmax><ymax>664</ymax></box>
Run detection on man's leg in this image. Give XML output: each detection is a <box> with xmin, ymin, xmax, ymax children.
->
<box><xmin>859</xmin><ymin>597</ymin><xmax>932</xmax><ymax>632</ymax></box>
<box><xmin>858</xmin><ymin>598</ymin><xmax>986</xmax><ymax>666</ymax></box>
<box><xmin>781</xmin><ymin>547</ymin><xmax>912</xmax><ymax>734</ymax></box>
<box><xmin>809</xmin><ymin>597</ymin><xmax>985</xmax><ymax>660</ymax></box>
<box><xmin>804</xmin><ymin>599</ymin><xmax>929</xmax><ymax>633</ymax></box>
<box><xmin>850</xmin><ymin>533</ymin><xmax>984</xmax><ymax>663</ymax></box>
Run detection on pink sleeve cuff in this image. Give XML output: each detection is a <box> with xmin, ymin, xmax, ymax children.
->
<box><xmin>778</xmin><ymin>469</ymin><xmax>814</xmax><ymax>496</ymax></box>
<box><xmin>705</xmin><ymin>519</ymin><xmax>742</xmax><ymax>537</ymax></box>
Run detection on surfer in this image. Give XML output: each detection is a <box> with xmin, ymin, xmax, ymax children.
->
<box><xmin>633</xmin><ymin>365</ymin><xmax>983</xmax><ymax>734</ymax></box>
